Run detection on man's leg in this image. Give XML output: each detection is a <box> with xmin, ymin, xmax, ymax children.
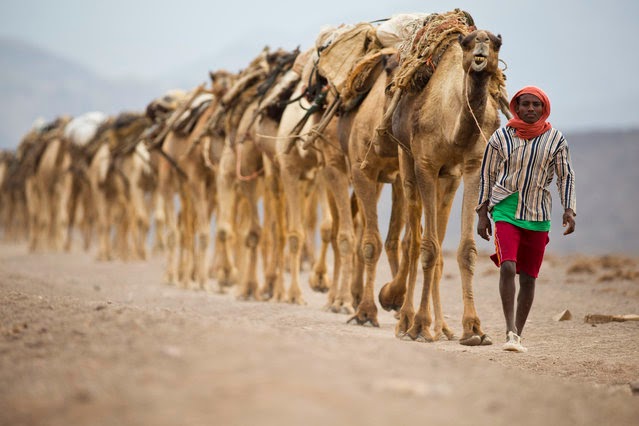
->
<box><xmin>499</xmin><ymin>260</ymin><xmax>518</xmax><ymax>335</ymax></box>
<box><xmin>516</xmin><ymin>273</ymin><xmax>536</xmax><ymax>336</ymax></box>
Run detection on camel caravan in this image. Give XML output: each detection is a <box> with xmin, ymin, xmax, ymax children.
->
<box><xmin>0</xmin><ymin>9</ymin><xmax>511</xmax><ymax>346</ymax></box>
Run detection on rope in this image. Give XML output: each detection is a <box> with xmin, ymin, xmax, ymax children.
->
<box><xmin>464</xmin><ymin>66</ymin><xmax>489</xmax><ymax>145</ymax></box>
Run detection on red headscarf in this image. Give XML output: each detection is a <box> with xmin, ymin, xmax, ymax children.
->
<box><xmin>507</xmin><ymin>86</ymin><xmax>552</xmax><ymax>139</ymax></box>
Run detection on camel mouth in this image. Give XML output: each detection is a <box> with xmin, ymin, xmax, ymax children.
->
<box><xmin>471</xmin><ymin>55</ymin><xmax>488</xmax><ymax>71</ymax></box>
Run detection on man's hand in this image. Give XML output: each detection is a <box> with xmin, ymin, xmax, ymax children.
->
<box><xmin>476</xmin><ymin>203</ymin><xmax>492</xmax><ymax>241</ymax></box>
<box><xmin>562</xmin><ymin>208</ymin><xmax>576</xmax><ymax>235</ymax></box>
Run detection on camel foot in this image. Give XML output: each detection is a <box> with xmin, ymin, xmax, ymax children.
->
<box><xmin>286</xmin><ymin>291</ymin><xmax>305</xmax><ymax>305</ymax></box>
<box><xmin>346</xmin><ymin>314</ymin><xmax>379</xmax><ymax>327</ymax></box>
<box><xmin>396</xmin><ymin>331</ymin><xmax>412</xmax><ymax>341</ymax></box>
<box><xmin>414</xmin><ymin>334</ymin><xmax>435</xmax><ymax>343</ymax></box>
<box><xmin>330</xmin><ymin>301</ymin><xmax>355</xmax><ymax>315</ymax></box>
<box><xmin>271</xmin><ymin>290</ymin><xmax>286</xmax><ymax>302</ymax></box>
<box><xmin>407</xmin><ymin>324</ymin><xmax>434</xmax><ymax>343</ymax></box>
<box><xmin>164</xmin><ymin>273</ymin><xmax>178</xmax><ymax>286</ymax></box>
<box><xmin>433</xmin><ymin>324</ymin><xmax>455</xmax><ymax>341</ymax></box>
<box><xmin>459</xmin><ymin>335</ymin><xmax>481</xmax><ymax>346</ymax></box>
<box><xmin>309</xmin><ymin>271</ymin><xmax>330</xmax><ymax>293</ymax></box>
<box><xmin>394</xmin><ymin>309</ymin><xmax>413</xmax><ymax>337</ymax></box>
<box><xmin>480</xmin><ymin>334</ymin><xmax>493</xmax><ymax>346</ymax></box>
<box><xmin>459</xmin><ymin>334</ymin><xmax>492</xmax><ymax>346</ymax></box>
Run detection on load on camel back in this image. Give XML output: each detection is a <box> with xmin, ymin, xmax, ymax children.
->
<box><xmin>307</xmin><ymin>9</ymin><xmax>511</xmax><ymax>154</ymax></box>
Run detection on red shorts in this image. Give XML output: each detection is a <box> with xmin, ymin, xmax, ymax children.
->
<box><xmin>490</xmin><ymin>221</ymin><xmax>549</xmax><ymax>278</ymax></box>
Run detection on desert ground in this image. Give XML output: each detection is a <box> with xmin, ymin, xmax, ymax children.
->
<box><xmin>1</xmin><ymin>241</ymin><xmax>638</xmax><ymax>426</ymax></box>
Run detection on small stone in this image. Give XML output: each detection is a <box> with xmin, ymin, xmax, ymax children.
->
<box><xmin>630</xmin><ymin>382</ymin><xmax>639</xmax><ymax>395</ymax></box>
<box><xmin>553</xmin><ymin>309</ymin><xmax>572</xmax><ymax>321</ymax></box>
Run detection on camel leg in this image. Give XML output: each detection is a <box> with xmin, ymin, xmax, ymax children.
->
<box><xmin>309</xmin><ymin>178</ymin><xmax>333</xmax><ymax>295</ymax></box>
<box><xmin>177</xmin><ymin>184</ymin><xmax>196</xmax><ymax>289</ymax></box>
<box><xmin>301</xmin><ymin>186</ymin><xmax>318</xmax><ymax>271</ymax></box>
<box><xmin>385</xmin><ymin>176</ymin><xmax>405</xmax><ymax>275</ymax></box>
<box><xmin>347</xmin><ymin>168</ymin><xmax>383</xmax><ymax>327</ymax></box>
<box><xmin>152</xmin><ymin>191</ymin><xmax>166</xmax><ymax>255</ymax></box>
<box><xmin>457</xmin><ymin>163</ymin><xmax>490</xmax><ymax>346</ymax></box>
<box><xmin>260</xmin><ymin>165</ymin><xmax>285</xmax><ymax>300</ymax></box>
<box><xmin>407</xmin><ymin>162</ymin><xmax>440</xmax><ymax>342</ymax></box>
<box><xmin>25</xmin><ymin>179</ymin><xmax>39</xmax><ymax>252</ymax></box>
<box><xmin>214</xmin><ymin>144</ymin><xmax>239</xmax><ymax>290</ymax></box>
<box><xmin>430</xmin><ymin>175</ymin><xmax>461</xmax><ymax>341</ymax></box>
<box><xmin>162</xmin><ymin>183</ymin><xmax>178</xmax><ymax>285</ymax></box>
<box><xmin>350</xmin><ymin>200</ymin><xmax>365</xmax><ymax>309</ymax></box>
<box><xmin>194</xmin><ymin>179</ymin><xmax>211</xmax><ymax>291</ymax></box>
<box><xmin>280</xmin><ymin>163</ymin><xmax>306</xmax><ymax>305</ymax></box>
<box><xmin>64</xmin><ymin>176</ymin><xmax>80</xmax><ymax>252</ymax></box>
<box><xmin>323</xmin><ymin>167</ymin><xmax>355</xmax><ymax>315</ymax></box>
<box><xmin>267</xmin><ymin>172</ymin><xmax>287</xmax><ymax>302</ymax></box>
<box><xmin>379</xmin><ymin>176</ymin><xmax>411</xmax><ymax>312</ymax></box>
<box><xmin>129</xmin><ymin>171</ymin><xmax>149</xmax><ymax>261</ymax></box>
<box><xmin>236</xmin><ymin>179</ymin><xmax>262</xmax><ymax>301</ymax></box>
<box><xmin>93</xmin><ymin>186</ymin><xmax>111</xmax><ymax>261</ymax></box>
<box><xmin>395</xmin><ymin>153</ymin><xmax>421</xmax><ymax>337</ymax></box>
<box><xmin>55</xmin><ymin>170</ymin><xmax>73</xmax><ymax>252</ymax></box>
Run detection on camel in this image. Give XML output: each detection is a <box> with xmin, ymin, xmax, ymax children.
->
<box><xmin>22</xmin><ymin>116</ymin><xmax>73</xmax><ymax>252</ymax></box>
<box><xmin>86</xmin><ymin>112</ymin><xmax>152</xmax><ymax>261</ymax></box>
<box><xmin>389</xmin><ymin>14</ymin><xmax>507</xmax><ymax>345</ymax></box>
<box><xmin>155</xmin><ymin>71</ymin><xmax>234</xmax><ymax>289</ymax></box>
<box><xmin>212</xmin><ymin>47</ymin><xmax>301</xmax><ymax>299</ymax></box>
<box><xmin>1</xmin><ymin>151</ymin><xmax>30</xmax><ymax>243</ymax></box>
<box><xmin>63</xmin><ymin>111</ymin><xmax>110</xmax><ymax>252</ymax></box>
<box><xmin>336</xmin><ymin>49</ymin><xmax>410</xmax><ymax>326</ymax></box>
<box><xmin>275</xmin><ymin>42</ymin><xmax>357</xmax><ymax>311</ymax></box>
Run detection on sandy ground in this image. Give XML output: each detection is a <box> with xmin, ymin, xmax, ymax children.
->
<box><xmin>1</xmin><ymin>241</ymin><xmax>638</xmax><ymax>426</ymax></box>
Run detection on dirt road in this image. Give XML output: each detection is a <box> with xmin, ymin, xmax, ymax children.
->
<box><xmin>1</xmin><ymin>242</ymin><xmax>638</xmax><ymax>426</ymax></box>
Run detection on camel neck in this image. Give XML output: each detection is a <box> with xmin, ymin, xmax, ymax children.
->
<box><xmin>455</xmin><ymin>71</ymin><xmax>491</xmax><ymax>147</ymax></box>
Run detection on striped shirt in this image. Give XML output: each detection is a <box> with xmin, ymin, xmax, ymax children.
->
<box><xmin>477</xmin><ymin>126</ymin><xmax>576</xmax><ymax>221</ymax></box>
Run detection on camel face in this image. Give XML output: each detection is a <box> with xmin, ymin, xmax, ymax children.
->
<box><xmin>460</xmin><ymin>30</ymin><xmax>502</xmax><ymax>74</ymax></box>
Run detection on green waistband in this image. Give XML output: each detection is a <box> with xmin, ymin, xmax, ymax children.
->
<box><xmin>492</xmin><ymin>192</ymin><xmax>551</xmax><ymax>231</ymax></box>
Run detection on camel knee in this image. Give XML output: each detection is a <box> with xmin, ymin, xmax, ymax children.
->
<box><xmin>384</xmin><ymin>238</ymin><xmax>400</xmax><ymax>255</ymax></box>
<box><xmin>362</xmin><ymin>235</ymin><xmax>382</xmax><ymax>262</ymax></box>
<box><xmin>338</xmin><ymin>233</ymin><xmax>354</xmax><ymax>256</ymax></box>
<box><xmin>319</xmin><ymin>222</ymin><xmax>332</xmax><ymax>243</ymax></box>
<box><xmin>420</xmin><ymin>239</ymin><xmax>439</xmax><ymax>271</ymax></box>
<box><xmin>245</xmin><ymin>228</ymin><xmax>261</xmax><ymax>248</ymax></box>
<box><xmin>288</xmin><ymin>233</ymin><xmax>302</xmax><ymax>254</ymax></box>
<box><xmin>198</xmin><ymin>233</ymin><xmax>209</xmax><ymax>250</ymax></box>
<box><xmin>457</xmin><ymin>239</ymin><xmax>477</xmax><ymax>273</ymax></box>
<box><xmin>217</xmin><ymin>225</ymin><xmax>232</xmax><ymax>243</ymax></box>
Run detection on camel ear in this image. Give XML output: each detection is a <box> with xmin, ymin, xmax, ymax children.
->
<box><xmin>492</xmin><ymin>34</ymin><xmax>503</xmax><ymax>50</ymax></box>
<box><xmin>458</xmin><ymin>33</ymin><xmax>469</xmax><ymax>48</ymax></box>
<box><xmin>209</xmin><ymin>71</ymin><xmax>216</xmax><ymax>83</ymax></box>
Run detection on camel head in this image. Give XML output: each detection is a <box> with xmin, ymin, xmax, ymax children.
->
<box><xmin>460</xmin><ymin>30</ymin><xmax>502</xmax><ymax>75</ymax></box>
<box><xmin>209</xmin><ymin>69</ymin><xmax>235</xmax><ymax>98</ymax></box>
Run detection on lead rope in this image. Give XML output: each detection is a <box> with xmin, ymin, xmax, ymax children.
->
<box><xmin>464</xmin><ymin>66</ymin><xmax>489</xmax><ymax>145</ymax></box>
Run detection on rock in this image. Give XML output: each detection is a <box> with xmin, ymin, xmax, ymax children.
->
<box><xmin>553</xmin><ymin>309</ymin><xmax>572</xmax><ymax>321</ymax></box>
<box><xmin>630</xmin><ymin>382</ymin><xmax>639</xmax><ymax>395</ymax></box>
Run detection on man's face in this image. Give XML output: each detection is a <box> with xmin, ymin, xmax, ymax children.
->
<box><xmin>515</xmin><ymin>94</ymin><xmax>544</xmax><ymax>124</ymax></box>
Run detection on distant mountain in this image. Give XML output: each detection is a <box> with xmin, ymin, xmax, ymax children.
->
<box><xmin>0</xmin><ymin>38</ymin><xmax>162</xmax><ymax>148</ymax></box>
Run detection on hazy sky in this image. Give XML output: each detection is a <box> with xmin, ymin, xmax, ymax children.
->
<box><xmin>2</xmin><ymin>0</ymin><xmax>639</xmax><ymax>131</ymax></box>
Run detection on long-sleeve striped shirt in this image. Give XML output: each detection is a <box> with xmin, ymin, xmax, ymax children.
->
<box><xmin>477</xmin><ymin>126</ymin><xmax>576</xmax><ymax>221</ymax></box>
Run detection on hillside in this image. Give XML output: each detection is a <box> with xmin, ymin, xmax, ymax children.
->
<box><xmin>0</xmin><ymin>38</ymin><xmax>162</xmax><ymax>148</ymax></box>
